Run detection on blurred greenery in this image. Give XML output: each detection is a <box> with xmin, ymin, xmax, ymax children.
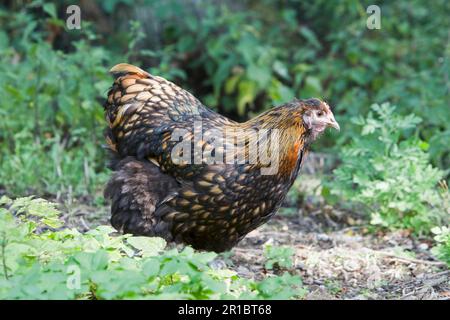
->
<box><xmin>0</xmin><ymin>1</ymin><xmax>448</xmax><ymax>205</ymax></box>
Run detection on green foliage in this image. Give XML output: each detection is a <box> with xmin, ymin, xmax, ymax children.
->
<box><xmin>1</xmin><ymin>195</ymin><xmax>62</xmax><ymax>229</ymax></box>
<box><xmin>324</xmin><ymin>279</ymin><xmax>343</xmax><ymax>296</ymax></box>
<box><xmin>325</xmin><ymin>103</ymin><xmax>448</xmax><ymax>234</ymax></box>
<box><xmin>0</xmin><ymin>196</ymin><xmax>307</xmax><ymax>299</ymax></box>
<box><xmin>431</xmin><ymin>226</ymin><xmax>450</xmax><ymax>266</ymax></box>
<box><xmin>0</xmin><ymin>5</ymin><xmax>114</xmax><ymax>196</ymax></box>
<box><xmin>250</xmin><ymin>273</ymin><xmax>307</xmax><ymax>300</ymax></box>
<box><xmin>263</xmin><ymin>245</ymin><xmax>295</xmax><ymax>270</ymax></box>
<box><xmin>260</xmin><ymin>244</ymin><xmax>306</xmax><ymax>299</ymax></box>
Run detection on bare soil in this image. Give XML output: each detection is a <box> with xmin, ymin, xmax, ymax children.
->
<box><xmin>231</xmin><ymin>210</ymin><xmax>449</xmax><ymax>300</ymax></box>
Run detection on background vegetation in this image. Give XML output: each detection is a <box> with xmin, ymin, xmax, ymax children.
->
<box><xmin>0</xmin><ymin>0</ymin><xmax>448</xmax><ymax>299</ymax></box>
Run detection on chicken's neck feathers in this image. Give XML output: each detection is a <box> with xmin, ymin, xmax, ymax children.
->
<box><xmin>222</xmin><ymin>106</ymin><xmax>311</xmax><ymax>180</ymax></box>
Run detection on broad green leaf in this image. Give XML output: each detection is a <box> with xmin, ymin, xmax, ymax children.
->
<box><xmin>127</xmin><ymin>237</ymin><xmax>166</xmax><ymax>257</ymax></box>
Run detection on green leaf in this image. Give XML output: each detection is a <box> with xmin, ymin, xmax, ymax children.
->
<box><xmin>299</xmin><ymin>27</ymin><xmax>321</xmax><ymax>49</ymax></box>
<box><xmin>224</xmin><ymin>74</ymin><xmax>242</xmax><ymax>94</ymax></box>
<box><xmin>127</xmin><ymin>237</ymin><xmax>166</xmax><ymax>257</ymax></box>
<box><xmin>143</xmin><ymin>259</ymin><xmax>161</xmax><ymax>278</ymax></box>
<box><xmin>301</xmin><ymin>76</ymin><xmax>322</xmax><ymax>98</ymax></box>
<box><xmin>273</xmin><ymin>60</ymin><xmax>290</xmax><ymax>80</ymax></box>
<box><xmin>247</xmin><ymin>64</ymin><xmax>271</xmax><ymax>88</ymax></box>
<box><xmin>237</xmin><ymin>80</ymin><xmax>257</xmax><ymax>116</ymax></box>
<box><xmin>0</xmin><ymin>196</ymin><xmax>12</xmax><ymax>206</ymax></box>
<box><xmin>43</xmin><ymin>3</ymin><xmax>57</xmax><ymax>18</ymax></box>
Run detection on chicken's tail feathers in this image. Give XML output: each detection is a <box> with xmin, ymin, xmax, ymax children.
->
<box><xmin>109</xmin><ymin>63</ymin><xmax>150</xmax><ymax>78</ymax></box>
<box><xmin>105</xmin><ymin>62</ymin><xmax>203</xmax><ymax>114</ymax></box>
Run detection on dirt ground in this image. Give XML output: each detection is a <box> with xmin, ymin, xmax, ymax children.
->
<box><xmin>231</xmin><ymin>211</ymin><xmax>449</xmax><ymax>300</ymax></box>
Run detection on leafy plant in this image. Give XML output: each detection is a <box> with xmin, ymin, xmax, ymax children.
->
<box><xmin>324</xmin><ymin>279</ymin><xmax>343</xmax><ymax>296</ymax></box>
<box><xmin>431</xmin><ymin>226</ymin><xmax>450</xmax><ymax>266</ymax></box>
<box><xmin>250</xmin><ymin>272</ymin><xmax>307</xmax><ymax>300</ymax></box>
<box><xmin>325</xmin><ymin>103</ymin><xmax>448</xmax><ymax>234</ymax></box>
<box><xmin>0</xmin><ymin>196</ymin><xmax>307</xmax><ymax>299</ymax></box>
<box><xmin>263</xmin><ymin>245</ymin><xmax>295</xmax><ymax>270</ymax></box>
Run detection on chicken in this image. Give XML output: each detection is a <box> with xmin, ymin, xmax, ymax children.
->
<box><xmin>103</xmin><ymin>63</ymin><xmax>339</xmax><ymax>252</ymax></box>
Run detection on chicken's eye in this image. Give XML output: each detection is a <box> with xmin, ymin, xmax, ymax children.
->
<box><xmin>317</xmin><ymin>111</ymin><xmax>324</xmax><ymax>117</ymax></box>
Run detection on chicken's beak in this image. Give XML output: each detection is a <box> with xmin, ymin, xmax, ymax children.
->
<box><xmin>326</xmin><ymin>113</ymin><xmax>340</xmax><ymax>131</ymax></box>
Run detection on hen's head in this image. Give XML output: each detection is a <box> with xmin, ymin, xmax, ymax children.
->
<box><xmin>294</xmin><ymin>98</ymin><xmax>339</xmax><ymax>140</ymax></box>
<box><xmin>249</xmin><ymin>98</ymin><xmax>339</xmax><ymax>137</ymax></box>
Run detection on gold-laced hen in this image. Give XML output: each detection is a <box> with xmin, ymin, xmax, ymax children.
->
<box><xmin>103</xmin><ymin>63</ymin><xmax>339</xmax><ymax>252</ymax></box>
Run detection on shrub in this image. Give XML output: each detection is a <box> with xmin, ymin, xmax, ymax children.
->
<box><xmin>325</xmin><ymin>103</ymin><xmax>448</xmax><ymax>234</ymax></box>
